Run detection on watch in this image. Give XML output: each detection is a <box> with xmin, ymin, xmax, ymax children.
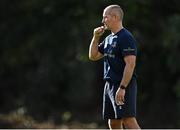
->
<box><xmin>120</xmin><ymin>85</ymin><xmax>126</xmax><ymax>89</ymax></box>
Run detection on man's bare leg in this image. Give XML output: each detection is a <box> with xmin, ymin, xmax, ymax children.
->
<box><xmin>123</xmin><ymin>117</ymin><xmax>140</xmax><ymax>129</ymax></box>
<box><xmin>108</xmin><ymin>119</ymin><xmax>123</xmax><ymax>129</ymax></box>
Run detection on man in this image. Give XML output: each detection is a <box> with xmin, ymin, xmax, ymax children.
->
<box><xmin>89</xmin><ymin>5</ymin><xmax>141</xmax><ymax>129</ymax></box>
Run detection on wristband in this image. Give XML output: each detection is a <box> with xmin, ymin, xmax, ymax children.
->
<box><xmin>120</xmin><ymin>85</ymin><xmax>126</xmax><ymax>89</ymax></box>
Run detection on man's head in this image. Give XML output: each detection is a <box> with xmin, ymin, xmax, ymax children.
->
<box><xmin>102</xmin><ymin>5</ymin><xmax>124</xmax><ymax>30</ymax></box>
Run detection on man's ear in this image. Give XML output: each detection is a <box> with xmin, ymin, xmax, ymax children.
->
<box><xmin>114</xmin><ymin>15</ymin><xmax>119</xmax><ymax>21</ymax></box>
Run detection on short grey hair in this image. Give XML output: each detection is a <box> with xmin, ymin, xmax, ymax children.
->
<box><xmin>105</xmin><ymin>5</ymin><xmax>124</xmax><ymax>21</ymax></box>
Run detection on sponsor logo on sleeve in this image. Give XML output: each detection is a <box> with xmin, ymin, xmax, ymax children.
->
<box><xmin>123</xmin><ymin>47</ymin><xmax>135</xmax><ymax>52</ymax></box>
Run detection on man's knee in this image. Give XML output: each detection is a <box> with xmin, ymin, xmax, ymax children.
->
<box><xmin>108</xmin><ymin>119</ymin><xmax>123</xmax><ymax>129</ymax></box>
<box><xmin>123</xmin><ymin>117</ymin><xmax>140</xmax><ymax>129</ymax></box>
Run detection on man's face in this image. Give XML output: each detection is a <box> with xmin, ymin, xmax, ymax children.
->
<box><xmin>102</xmin><ymin>9</ymin><xmax>113</xmax><ymax>30</ymax></box>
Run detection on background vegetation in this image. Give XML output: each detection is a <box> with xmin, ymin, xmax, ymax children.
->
<box><xmin>0</xmin><ymin>0</ymin><xmax>180</xmax><ymax>128</ymax></box>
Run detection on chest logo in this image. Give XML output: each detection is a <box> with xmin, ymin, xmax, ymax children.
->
<box><xmin>111</xmin><ymin>42</ymin><xmax>117</xmax><ymax>48</ymax></box>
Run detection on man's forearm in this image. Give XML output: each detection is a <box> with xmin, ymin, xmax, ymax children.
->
<box><xmin>120</xmin><ymin>64</ymin><xmax>135</xmax><ymax>87</ymax></box>
<box><xmin>89</xmin><ymin>36</ymin><xmax>100</xmax><ymax>60</ymax></box>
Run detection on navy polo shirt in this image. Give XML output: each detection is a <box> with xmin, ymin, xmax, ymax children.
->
<box><xmin>98</xmin><ymin>28</ymin><xmax>137</xmax><ymax>84</ymax></box>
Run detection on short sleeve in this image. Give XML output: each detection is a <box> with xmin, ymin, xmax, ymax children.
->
<box><xmin>120</xmin><ymin>36</ymin><xmax>137</xmax><ymax>57</ymax></box>
<box><xmin>98</xmin><ymin>40</ymin><xmax>104</xmax><ymax>54</ymax></box>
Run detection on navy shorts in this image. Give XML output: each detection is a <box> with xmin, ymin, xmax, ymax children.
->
<box><xmin>102</xmin><ymin>78</ymin><xmax>137</xmax><ymax>119</ymax></box>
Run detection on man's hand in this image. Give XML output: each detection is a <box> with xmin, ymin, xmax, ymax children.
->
<box><xmin>94</xmin><ymin>26</ymin><xmax>105</xmax><ymax>38</ymax></box>
<box><xmin>115</xmin><ymin>87</ymin><xmax>125</xmax><ymax>105</ymax></box>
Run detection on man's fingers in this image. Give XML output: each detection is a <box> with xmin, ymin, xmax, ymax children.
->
<box><xmin>115</xmin><ymin>95</ymin><xmax>120</xmax><ymax>105</ymax></box>
<box><xmin>117</xmin><ymin>100</ymin><xmax>124</xmax><ymax>105</ymax></box>
<box><xmin>115</xmin><ymin>95</ymin><xmax>124</xmax><ymax>105</ymax></box>
<box><xmin>118</xmin><ymin>100</ymin><xmax>124</xmax><ymax>105</ymax></box>
<box><xmin>122</xmin><ymin>96</ymin><xmax>125</xmax><ymax>102</ymax></box>
<box><xmin>115</xmin><ymin>94</ymin><xmax>118</xmax><ymax>104</ymax></box>
<box><xmin>94</xmin><ymin>27</ymin><xmax>105</xmax><ymax>36</ymax></box>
